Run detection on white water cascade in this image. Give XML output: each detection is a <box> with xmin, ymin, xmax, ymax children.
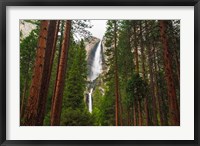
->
<box><xmin>90</xmin><ymin>41</ymin><xmax>102</xmax><ymax>81</ymax></box>
<box><xmin>88</xmin><ymin>88</ymin><xmax>93</xmax><ymax>113</ymax></box>
<box><xmin>88</xmin><ymin>41</ymin><xmax>102</xmax><ymax>113</ymax></box>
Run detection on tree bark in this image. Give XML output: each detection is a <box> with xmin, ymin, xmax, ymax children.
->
<box><xmin>119</xmin><ymin>93</ymin><xmax>123</xmax><ymax>126</ymax></box>
<box><xmin>159</xmin><ymin>20</ymin><xmax>180</xmax><ymax>126</ymax></box>
<box><xmin>114</xmin><ymin>21</ymin><xmax>120</xmax><ymax>126</ymax></box>
<box><xmin>138</xmin><ymin>100</ymin><xmax>142</xmax><ymax>126</ymax></box>
<box><xmin>153</xmin><ymin>45</ymin><xmax>163</xmax><ymax>126</ymax></box>
<box><xmin>51</xmin><ymin>21</ymin><xmax>64</xmax><ymax>112</ymax></box>
<box><xmin>23</xmin><ymin>20</ymin><xmax>49</xmax><ymax>126</ymax></box>
<box><xmin>145</xmin><ymin>21</ymin><xmax>158</xmax><ymax>126</ymax></box>
<box><xmin>20</xmin><ymin>52</ymin><xmax>31</xmax><ymax>119</ymax></box>
<box><xmin>139</xmin><ymin>21</ymin><xmax>149</xmax><ymax>126</ymax></box>
<box><xmin>50</xmin><ymin>20</ymin><xmax>71</xmax><ymax>126</ymax></box>
<box><xmin>36</xmin><ymin>20</ymin><xmax>60</xmax><ymax>125</ymax></box>
<box><xmin>134</xmin><ymin>22</ymin><xmax>139</xmax><ymax>74</ymax></box>
<box><xmin>20</xmin><ymin>77</ymin><xmax>29</xmax><ymax>119</ymax></box>
<box><xmin>133</xmin><ymin>103</ymin><xmax>137</xmax><ymax>126</ymax></box>
<box><xmin>127</xmin><ymin>107</ymin><xmax>130</xmax><ymax>126</ymax></box>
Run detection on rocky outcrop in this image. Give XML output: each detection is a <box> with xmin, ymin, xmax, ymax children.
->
<box><xmin>100</xmin><ymin>36</ymin><xmax>110</xmax><ymax>76</ymax></box>
<box><xmin>20</xmin><ymin>20</ymin><xmax>37</xmax><ymax>40</ymax></box>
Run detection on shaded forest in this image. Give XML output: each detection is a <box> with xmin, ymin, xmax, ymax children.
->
<box><xmin>20</xmin><ymin>20</ymin><xmax>180</xmax><ymax>126</ymax></box>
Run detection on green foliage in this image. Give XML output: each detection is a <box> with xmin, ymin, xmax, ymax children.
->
<box><xmin>126</xmin><ymin>73</ymin><xmax>149</xmax><ymax>105</ymax></box>
<box><xmin>20</xmin><ymin>20</ymin><xmax>180</xmax><ymax>126</ymax></box>
<box><xmin>20</xmin><ymin>28</ymin><xmax>39</xmax><ymax>84</ymax></box>
<box><xmin>20</xmin><ymin>26</ymin><xmax>39</xmax><ymax>119</ymax></box>
<box><xmin>43</xmin><ymin>112</ymin><xmax>51</xmax><ymax>126</ymax></box>
<box><xmin>72</xmin><ymin>20</ymin><xmax>92</xmax><ymax>39</ymax></box>
<box><xmin>60</xmin><ymin>39</ymin><xmax>91</xmax><ymax>125</ymax></box>
<box><xmin>63</xmin><ymin>40</ymin><xmax>87</xmax><ymax>109</ymax></box>
<box><xmin>99</xmin><ymin>88</ymin><xmax>115</xmax><ymax>126</ymax></box>
<box><xmin>61</xmin><ymin>108</ymin><xmax>94</xmax><ymax>126</ymax></box>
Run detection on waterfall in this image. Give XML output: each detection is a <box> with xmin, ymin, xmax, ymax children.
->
<box><xmin>88</xmin><ymin>41</ymin><xmax>102</xmax><ymax>113</ymax></box>
<box><xmin>88</xmin><ymin>88</ymin><xmax>93</xmax><ymax>113</ymax></box>
<box><xmin>89</xmin><ymin>41</ymin><xmax>102</xmax><ymax>81</ymax></box>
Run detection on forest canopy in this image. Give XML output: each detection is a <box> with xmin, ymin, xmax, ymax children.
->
<box><xmin>20</xmin><ymin>20</ymin><xmax>180</xmax><ymax>126</ymax></box>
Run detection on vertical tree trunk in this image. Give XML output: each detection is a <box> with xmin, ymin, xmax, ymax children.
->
<box><xmin>134</xmin><ymin>22</ymin><xmax>139</xmax><ymax>74</ymax></box>
<box><xmin>153</xmin><ymin>45</ymin><xmax>163</xmax><ymax>126</ymax></box>
<box><xmin>127</xmin><ymin>107</ymin><xmax>130</xmax><ymax>126</ymax></box>
<box><xmin>50</xmin><ymin>20</ymin><xmax>71</xmax><ymax>126</ymax></box>
<box><xmin>171</xmin><ymin>39</ymin><xmax>180</xmax><ymax>83</ymax></box>
<box><xmin>139</xmin><ymin>21</ymin><xmax>149</xmax><ymax>126</ymax></box>
<box><xmin>144</xmin><ymin>98</ymin><xmax>149</xmax><ymax>126</ymax></box>
<box><xmin>24</xmin><ymin>20</ymin><xmax>49</xmax><ymax>126</ymax></box>
<box><xmin>157</xmin><ymin>57</ymin><xmax>169</xmax><ymax>126</ymax></box>
<box><xmin>138</xmin><ymin>100</ymin><xmax>142</xmax><ymax>126</ymax></box>
<box><xmin>133</xmin><ymin>103</ymin><xmax>137</xmax><ymax>126</ymax></box>
<box><xmin>133</xmin><ymin>21</ymin><xmax>143</xmax><ymax>126</ymax></box>
<box><xmin>20</xmin><ymin>77</ymin><xmax>29</xmax><ymax>119</ymax></box>
<box><xmin>20</xmin><ymin>52</ymin><xmax>31</xmax><ymax>119</ymax></box>
<box><xmin>147</xmin><ymin>46</ymin><xmax>158</xmax><ymax>126</ymax></box>
<box><xmin>36</xmin><ymin>20</ymin><xmax>60</xmax><ymax>125</ymax></box>
<box><xmin>51</xmin><ymin>20</ymin><xmax>64</xmax><ymax>111</ymax></box>
<box><xmin>159</xmin><ymin>20</ymin><xmax>180</xmax><ymax>125</ymax></box>
<box><xmin>114</xmin><ymin>20</ymin><xmax>119</xmax><ymax>126</ymax></box>
<box><xmin>145</xmin><ymin>21</ymin><xmax>158</xmax><ymax>126</ymax></box>
<box><xmin>119</xmin><ymin>93</ymin><xmax>123</xmax><ymax>126</ymax></box>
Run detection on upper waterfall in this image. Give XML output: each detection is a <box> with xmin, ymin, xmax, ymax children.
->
<box><xmin>88</xmin><ymin>41</ymin><xmax>102</xmax><ymax>81</ymax></box>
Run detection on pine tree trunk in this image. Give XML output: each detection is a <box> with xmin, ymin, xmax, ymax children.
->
<box><xmin>144</xmin><ymin>98</ymin><xmax>149</xmax><ymax>126</ymax></box>
<box><xmin>134</xmin><ymin>22</ymin><xmax>139</xmax><ymax>74</ymax></box>
<box><xmin>147</xmin><ymin>46</ymin><xmax>158</xmax><ymax>126</ymax></box>
<box><xmin>20</xmin><ymin>53</ymin><xmax>31</xmax><ymax>119</ymax></box>
<box><xmin>51</xmin><ymin>21</ymin><xmax>64</xmax><ymax>111</ymax></box>
<box><xmin>127</xmin><ymin>108</ymin><xmax>130</xmax><ymax>126</ymax></box>
<box><xmin>133</xmin><ymin>102</ymin><xmax>137</xmax><ymax>126</ymax></box>
<box><xmin>119</xmin><ymin>94</ymin><xmax>123</xmax><ymax>126</ymax></box>
<box><xmin>140</xmin><ymin>21</ymin><xmax>149</xmax><ymax>126</ymax></box>
<box><xmin>157</xmin><ymin>57</ymin><xmax>169</xmax><ymax>126</ymax></box>
<box><xmin>36</xmin><ymin>20</ymin><xmax>60</xmax><ymax>125</ymax></box>
<box><xmin>23</xmin><ymin>20</ymin><xmax>49</xmax><ymax>126</ymax></box>
<box><xmin>153</xmin><ymin>46</ymin><xmax>163</xmax><ymax>126</ymax></box>
<box><xmin>114</xmin><ymin>21</ymin><xmax>119</xmax><ymax>126</ymax></box>
<box><xmin>159</xmin><ymin>20</ymin><xmax>180</xmax><ymax>125</ymax></box>
<box><xmin>51</xmin><ymin>20</ymin><xmax>71</xmax><ymax>126</ymax></box>
<box><xmin>145</xmin><ymin>21</ymin><xmax>158</xmax><ymax>126</ymax></box>
<box><xmin>138</xmin><ymin>100</ymin><xmax>142</xmax><ymax>126</ymax></box>
<box><xmin>20</xmin><ymin>77</ymin><xmax>29</xmax><ymax>119</ymax></box>
<box><xmin>133</xmin><ymin>21</ymin><xmax>142</xmax><ymax>126</ymax></box>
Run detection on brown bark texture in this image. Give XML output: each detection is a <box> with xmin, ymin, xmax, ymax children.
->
<box><xmin>114</xmin><ymin>21</ymin><xmax>119</xmax><ymax>126</ymax></box>
<box><xmin>134</xmin><ymin>23</ymin><xmax>139</xmax><ymax>74</ymax></box>
<box><xmin>36</xmin><ymin>20</ymin><xmax>60</xmax><ymax>125</ymax></box>
<box><xmin>139</xmin><ymin>21</ymin><xmax>148</xmax><ymax>126</ymax></box>
<box><xmin>23</xmin><ymin>20</ymin><xmax>49</xmax><ymax>126</ymax></box>
<box><xmin>51</xmin><ymin>20</ymin><xmax>71</xmax><ymax>126</ymax></box>
<box><xmin>159</xmin><ymin>20</ymin><xmax>180</xmax><ymax>126</ymax></box>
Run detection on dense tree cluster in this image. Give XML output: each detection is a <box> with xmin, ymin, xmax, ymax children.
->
<box><xmin>20</xmin><ymin>20</ymin><xmax>180</xmax><ymax>126</ymax></box>
<box><xmin>94</xmin><ymin>20</ymin><xmax>180</xmax><ymax>126</ymax></box>
<box><xmin>20</xmin><ymin>20</ymin><xmax>93</xmax><ymax>126</ymax></box>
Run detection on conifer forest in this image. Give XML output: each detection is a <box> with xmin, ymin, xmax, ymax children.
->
<box><xmin>20</xmin><ymin>20</ymin><xmax>180</xmax><ymax>126</ymax></box>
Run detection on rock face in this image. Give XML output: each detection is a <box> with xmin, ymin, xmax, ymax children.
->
<box><xmin>20</xmin><ymin>20</ymin><xmax>37</xmax><ymax>40</ymax></box>
<box><xmin>100</xmin><ymin>36</ymin><xmax>109</xmax><ymax>76</ymax></box>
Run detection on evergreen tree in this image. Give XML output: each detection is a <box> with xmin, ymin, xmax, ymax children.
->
<box><xmin>20</xmin><ymin>26</ymin><xmax>39</xmax><ymax>121</ymax></box>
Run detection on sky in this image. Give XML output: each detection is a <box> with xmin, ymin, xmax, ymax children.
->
<box><xmin>88</xmin><ymin>20</ymin><xmax>107</xmax><ymax>40</ymax></box>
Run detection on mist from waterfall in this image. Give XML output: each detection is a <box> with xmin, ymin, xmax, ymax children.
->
<box><xmin>88</xmin><ymin>41</ymin><xmax>102</xmax><ymax>113</ymax></box>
